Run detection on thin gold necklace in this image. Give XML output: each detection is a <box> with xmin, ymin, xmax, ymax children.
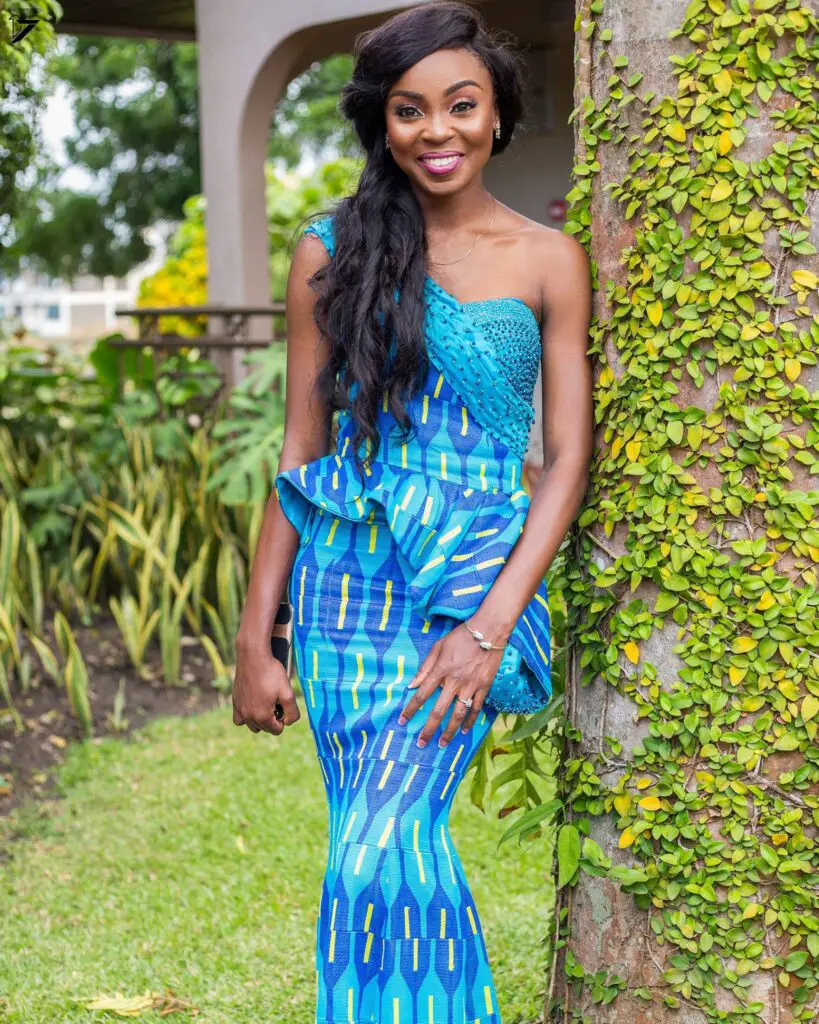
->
<box><xmin>427</xmin><ymin>195</ymin><xmax>498</xmax><ymax>267</ymax></box>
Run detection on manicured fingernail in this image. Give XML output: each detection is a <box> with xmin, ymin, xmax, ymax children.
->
<box><xmin>398</xmin><ymin>715</ymin><xmax>407</xmax><ymax>725</ymax></box>
<box><xmin>461</xmin><ymin>727</ymin><xmax>469</xmax><ymax>734</ymax></box>
<box><xmin>417</xmin><ymin>738</ymin><xmax>427</xmax><ymax>748</ymax></box>
<box><xmin>407</xmin><ymin>680</ymin><xmax>419</xmax><ymax>689</ymax></box>
<box><xmin>438</xmin><ymin>738</ymin><xmax>447</xmax><ymax>748</ymax></box>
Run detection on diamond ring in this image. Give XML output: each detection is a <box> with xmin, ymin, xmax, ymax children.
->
<box><xmin>456</xmin><ymin>695</ymin><xmax>474</xmax><ymax>708</ymax></box>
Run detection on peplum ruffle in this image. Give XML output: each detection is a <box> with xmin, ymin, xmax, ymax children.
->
<box><xmin>275</xmin><ymin>449</ymin><xmax>552</xmax><ymax>715</ymax></box>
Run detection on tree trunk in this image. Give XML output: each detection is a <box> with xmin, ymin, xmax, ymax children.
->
<box><xmin>555</xmin><ymin>1</ymin><xmax>819</xmax><ymax>1022</ymax></box>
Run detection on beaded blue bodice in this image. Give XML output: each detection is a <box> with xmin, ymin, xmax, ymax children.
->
<box><xmin>427</xmin><ymin>281</ymin><xmax>541</xmax><ymax>407</ymax></box>
<box><xmin>304</xmin><ymin>216</ymin><xmax>541</xmax><ymax>415</ymax></box>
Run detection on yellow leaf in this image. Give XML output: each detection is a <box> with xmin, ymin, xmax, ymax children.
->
<box><xmin>613</xmin><ymin>793</ymin><xmax>632</xmax><ymax>816</ymax></box>
<box><xmin>732</xmin><ymin>636</ymin><xmax>757</xmax><ymax>654</ymax></box>
<box><xmin>666</xmin><ymin>121</ymin><xmax>686</xmax><ymax>142</ymax></box>
<box><xmin>756</xmin><ymin>591</ymin><xmax>775</xmax><ymax>610</ymax></box>
<box><xmin>647</xmin><ymin>300</ymin><xmax>664</xmax><ymax>326</ymax></box>
<box><xmin>611</xmin><ymin>436</ymin><xmax>623</xmax><ymax>459</ymax></box>
<box><xmin>785</xmin><ymin>359</ymin><xmax>801</xmax><ymax>382</ymax></box>
<box><xmin>710</xmin><ymin>180</ymin><xmax>733</xmax><ymax>202</ymax></box>
<box><xmin>792</xmin><ymin>269</ymin><xmax>818</xmax><ymax>290</ymax></box>
<box><xmin>625</xmin><ymin>440</ymin><xmax>642</xmax><ymax>462</ymax></box>
<box><xmin>714</xmin><ymin>69</ymin><xmax>733</xmax><ymax>95</ymax></box>
<box><xmin>636</xmin><ymin>776</ymin><xmax>653</xmax><ymax>790</ymax></box>
<box><xmin>802</xmin><ymin>696</ymin><xmax>819</xmax><ymax>722</ymax></box>
<box><xmin>749</xmin><ymin>261</ymin><xmax>772</xmax><ymax>279</ymax></box>
<box><xmin>744</xmin><ymin>210</ymin><xmax>765</xmax><ymax>231</ymax></box>
<box><xmin>742</xmin><ymin>902</ymin><xmax>762</xmax><ymax>920</ymax></box>
<box><xmin>619</xmin><ymin>827</ymin><xmax>636</xmax><ymax>848</ymax></box>
<box><xmin>729</xmin><ymin>666</ymin><xmax>747</xmax><ymax>685</ymax></box>
<box><xmin>639</xmin><ymin>796</ymin><xmax>662</xmax><ymax>811</ymax></box>
<box><xmin>718</xmin><ymin>130</ymin><xmax>733</xmax><ymax>154</ymax></box>
<box><xmin>82</xmin><ymin>991</ymin><xmax>161</xmax><ymax>1015</ymax></box>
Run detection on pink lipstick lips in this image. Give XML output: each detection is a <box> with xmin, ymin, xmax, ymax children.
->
<box><xmin>418</xmin><ymin>151</ymin><xmax>464</xmax><ymax>176</ymax></box>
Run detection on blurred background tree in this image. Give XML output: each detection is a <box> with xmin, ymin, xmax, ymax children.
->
<box><xmin>5</xmin><ymin>37</ymin><xmax>201</xmax><ymax>279</ymax></box>
<box><xmin>268</xmin><ymin>54</ymin><xmax>356</xmax><ymax>167</ymax></box>
<box><xmin>0</xmin><ymin>0</ymin><xmax>61</xmax><ymax>266</ymax></box>
<box><xmin>4</xmin><ymin>38</ymin><xmax>356</xmax><ymax>283</ymax></box>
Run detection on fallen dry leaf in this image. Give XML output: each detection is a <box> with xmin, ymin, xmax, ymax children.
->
<box><xmin>47</xmin><ymin>734</ymin><xmax>67</xmax><ymax>749</ymax></box>
<box><xmin>80</xmin><ymin>990</ymin><xmax>160</xmax><ymax>1016</ymax></box>
<box><xmin>78</xmin><ymin>988</ymin><xmax>198</xmax><ymax>1017</ymax></box>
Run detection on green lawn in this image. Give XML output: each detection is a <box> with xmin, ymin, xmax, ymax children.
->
<box><xmin>1</xmin><ymin>702</ymin><xmax>554</xmax><ymax>1023</ymax></box>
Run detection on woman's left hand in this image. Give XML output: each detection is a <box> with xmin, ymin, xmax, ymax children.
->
<box><xmin>397</xmin><ymin>622</ymin><xmax>505</xmax><ymax>747</ymax></box>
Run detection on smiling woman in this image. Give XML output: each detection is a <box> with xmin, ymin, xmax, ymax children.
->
<box><xmin>231</xmin><ymin>2</ymin><xmax>594</xmax><ymax>1022</ymax></box>
<box><xmin>386</xmin><ymin>62</ymin><xmax>499</xmax><ymax>195</ymax></box>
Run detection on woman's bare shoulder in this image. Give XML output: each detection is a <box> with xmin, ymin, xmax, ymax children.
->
<box><xmin>514</xmin><ymin>215</ymin><xmax>588</xmax><ymax>263</ymax></box>
<box><xmin>520</xmin><ymin>219</ymin><xmax>590</xmax><ymax>301</ymax></box>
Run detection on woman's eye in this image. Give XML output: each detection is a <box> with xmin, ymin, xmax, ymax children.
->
<box><xmin>452</xmin><ymin>100</ymin><xmax>477</xmax><ymax>113</ymax></box>
<box><xmin>395</xmin><ymin>104</ymin><xmax>421</xmax><ymax>118</ymax></box>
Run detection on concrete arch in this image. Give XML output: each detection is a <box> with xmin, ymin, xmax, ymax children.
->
<box><xmin>195</xmin><ymin>1</ymin><xmax>417</xmax><ymax>330</ymax></box>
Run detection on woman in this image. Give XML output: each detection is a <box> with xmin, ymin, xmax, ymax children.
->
<box><xmin>233</xmin><ymin>2</ymin><xmax>593</xmax><ymax>1020</ymax></box>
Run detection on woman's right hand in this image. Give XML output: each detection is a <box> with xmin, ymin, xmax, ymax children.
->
<box><xmin>231</xmin><ymin>641</ymin><xmax>301</xmax><ymax>736</ymax></box>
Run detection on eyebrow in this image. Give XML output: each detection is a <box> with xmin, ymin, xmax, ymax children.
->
<box><xmin>387</xmin><ymin>79</ymin><xmax>484</xmax><ymax>102</ymax></box>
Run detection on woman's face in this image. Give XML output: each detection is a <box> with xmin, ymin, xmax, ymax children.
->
<box><xmin>384</xmin><ymin>47</ymin><xmax>497</xmax><ymax>197</ymax></box>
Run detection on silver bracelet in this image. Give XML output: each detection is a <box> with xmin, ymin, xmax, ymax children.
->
<box><xmin>463</xmin><ymin>618</ymin><xmax>507</xmax><ymax>651</ymax></box>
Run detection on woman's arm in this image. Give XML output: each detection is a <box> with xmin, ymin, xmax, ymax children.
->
<box><xmin>398</xmin><ymin>229</ymin><xmax>594</xmax><ymax>746</ymax></box>
<box><xmin>467</xmin><ymin>229</ymin><xmax>594</xmax><ymax>640</ymax></box>
<box><xmin>231</xmin><ymin>231</ymin><xmax>333</xmax><ymax>736</ymax></box>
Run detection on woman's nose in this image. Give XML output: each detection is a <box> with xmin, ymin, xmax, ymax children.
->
<box><xmin>421</xmin><ymin>112</ymin><xmax>455</xmax><ymax>142</ymax></box>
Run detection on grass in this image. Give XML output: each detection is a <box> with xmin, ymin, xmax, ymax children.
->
<box><xmin>0</xmin><ymin>700</ymin><xmax>555</xmax><ymax>1023</ymax></box>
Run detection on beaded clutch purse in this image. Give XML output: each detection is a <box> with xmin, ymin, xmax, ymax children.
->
<box><xmin>270</xmin><ymin>601</ymin><xmax>293</xmax><ymax>722</ymax></box>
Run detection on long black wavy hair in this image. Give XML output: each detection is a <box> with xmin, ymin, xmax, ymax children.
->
<box><xmin>309</xmin><ymin>1</ymin><xmax>525</xmax><ymax>476</ymax></box>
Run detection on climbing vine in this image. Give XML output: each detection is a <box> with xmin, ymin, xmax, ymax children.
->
<box><xmin>552</xmin><ymin>0</ymin><xmax>819</xmax><ymax>1021</ymax></box>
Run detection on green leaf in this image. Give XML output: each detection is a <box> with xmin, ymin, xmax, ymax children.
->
<box><xmin>557</xmin><ymin>824</ymin><xmax>581</xmax><ymax>889</ymax></box>
<box><xmin>784</xmin><ymin>951</ymin><xmax>808</xmax><ymax>972</ymax></box>
<box><xmin>667</xmin><ymin>421</ymin><xmax>684</xmax><ymax>445</ymax></box>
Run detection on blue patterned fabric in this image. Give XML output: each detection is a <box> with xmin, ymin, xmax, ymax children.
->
<box><xmin>289</xmin><ymin>504</ymin><xmax>504</xmax><ymax>1022</ymax></box>
<box><xmin>275</xmin><ymin>214</ymin><xmax>553</xmax><ymax>1023</ymax></box>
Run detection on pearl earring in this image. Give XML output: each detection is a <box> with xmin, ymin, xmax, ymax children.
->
<box><xmin>494</xmin><ymin>120</ymin><xmax>501</xmax><ymax>140</ymax></box>
<box><xmin>385</xmin><ymin>132</ymin><xmax>391</xmax><ymax>150</ymax></box>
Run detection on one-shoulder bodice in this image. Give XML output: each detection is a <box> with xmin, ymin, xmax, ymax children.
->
<box><xmin>304</xmin><ymin>215</ymin><xmax>541</xmax><ymax>413</ymax></box>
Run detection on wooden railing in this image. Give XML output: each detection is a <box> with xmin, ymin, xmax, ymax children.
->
<box><xmin>112</xmin><ymin>304</ymin><xmax>287</xmax><ymax>413</ymax></box>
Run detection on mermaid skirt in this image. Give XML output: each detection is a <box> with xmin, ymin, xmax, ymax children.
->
<box><xmin>289</xmin><ymin>501</ymin><xmax>503</xmax><ymax>1024</ymax></box>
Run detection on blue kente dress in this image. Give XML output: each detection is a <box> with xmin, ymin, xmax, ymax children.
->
<box><xmin>274</xmin><ymin>215</ymin><xmax>552</xmax><ymax>1024</ymax></box>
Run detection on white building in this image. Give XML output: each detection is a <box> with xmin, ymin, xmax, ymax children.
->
<box><xmin>0</xmin><ymin>227</ymin><xmax>166</xmax><ymax>344</ymax></box>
